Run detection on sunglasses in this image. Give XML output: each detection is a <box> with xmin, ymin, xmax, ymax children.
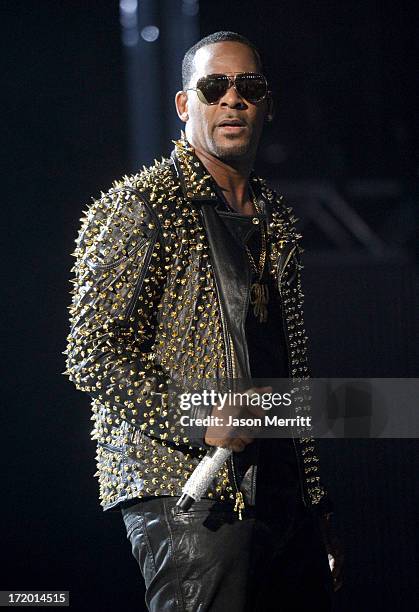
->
<box><xmin>187</xmin><ymin>72</ymin><xmax>269</xmax><ymax>105</ymax></box>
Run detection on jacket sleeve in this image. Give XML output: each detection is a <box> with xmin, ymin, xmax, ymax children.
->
<box><xmin>302</xmin><ymin>438</ymin><xmax>335</xmax><ymax>517</ymax></box>
<box><xmin>63</xmin><ymin>186</ymin><xmax>194</xmax><ymax>447</ymax></box>
<box><xmin>281</xmin><ymin>197</ymin><xmax>335</xmax><ymax>517</ymax></box>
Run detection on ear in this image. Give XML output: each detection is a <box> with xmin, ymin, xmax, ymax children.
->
<box><xmin>265</xmin><ymin>91</ymin><xmax>275</xmax><ymax>123</ymax></box>
<box><xmin>175</xmin><ymin>90</ymin><xmax>189</xmax><ymax>123</ymax></box>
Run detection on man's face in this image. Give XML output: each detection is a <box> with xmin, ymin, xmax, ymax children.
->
<box><xmin>177</xmin><ymin>41</ymin><xmax>270</xmax><ymax>165</ymax></box>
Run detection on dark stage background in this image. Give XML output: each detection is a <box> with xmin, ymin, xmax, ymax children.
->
<box><xmin>3</xmin><ymin>2</ymin><xmax>418</xmax><ymax>611</ymax></box>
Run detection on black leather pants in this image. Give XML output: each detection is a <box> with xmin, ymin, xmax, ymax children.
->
<box><xmin>121</xmin><ymin>496</ymin><xmax>334</xmax><ymax>612</ymax></box>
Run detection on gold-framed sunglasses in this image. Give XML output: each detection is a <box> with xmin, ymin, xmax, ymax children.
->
<box><xmin>186</xmin><ymin>72</ymin><xmax>269</xmax><ymax>105</ymax></box>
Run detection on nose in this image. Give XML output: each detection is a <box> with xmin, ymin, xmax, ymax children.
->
<box><xmin>220</xmin><ymin>81</ymin><xmax>247</xmax><ymax>109</ymax></box>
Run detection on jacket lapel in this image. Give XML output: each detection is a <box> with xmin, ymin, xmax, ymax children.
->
<box><xmin>199</xmin><ymin>202</ymin><xmax>252</xmax><ymax>379</ymax></box>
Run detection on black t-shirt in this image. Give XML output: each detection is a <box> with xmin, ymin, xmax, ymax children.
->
<box><xmin>244</xmin><ymin>226</ymin><xmax>289</xmax><ymax>379</ymax></box>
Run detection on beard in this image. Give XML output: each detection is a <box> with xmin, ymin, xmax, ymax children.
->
<box><xmin>212</xmin><ymin>140</ymin><xmax>250</xmax><ymax>162</ymax></box>
<box><xmin>209</xmin><ymin>130</ymin><xmax>254</xmax><ymax>163</ymax></box>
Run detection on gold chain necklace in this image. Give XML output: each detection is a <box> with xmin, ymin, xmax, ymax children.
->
<box><xmin>244</xmin><ymin>196</ymin><xmax>269</xmax><ymax>323</ymax></box>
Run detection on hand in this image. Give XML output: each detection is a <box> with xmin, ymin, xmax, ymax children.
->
<box><xmin>204</xmin><ymin>386</ymin><xmax>272</xmax><ymax>452</ymax></box>
<box><xmin>318</xmin><ymin>513</ymin><xmax>344</xmax><ymax>591</ymax></box>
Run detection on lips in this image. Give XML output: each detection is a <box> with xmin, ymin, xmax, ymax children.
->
<box><xmin>217</xmin><ymin>118</ymin><xmax>246</xmax><ymax>127</ymax></box>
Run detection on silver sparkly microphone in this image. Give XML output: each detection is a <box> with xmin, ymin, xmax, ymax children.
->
<box><xmin>176</xmin><ymin>447</ymin><xmax>232</xmax><ymax>511</ymax></box>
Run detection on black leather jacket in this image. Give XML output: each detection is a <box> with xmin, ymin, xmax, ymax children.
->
<box><xmin>63</xmin><ymin>135</ymin><xmax>332</xmax><ymax>517</ymax></box>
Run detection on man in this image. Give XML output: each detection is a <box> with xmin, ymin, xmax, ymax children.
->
<box><xmin>64</xmin><ymin>31</ymin><xmax>343</xmax><ymax>611</ymax></box>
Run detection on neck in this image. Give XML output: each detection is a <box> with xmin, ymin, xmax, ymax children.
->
<box><xmin>192</xmin><ymin>143</ymin><xmax>255</xmax><ymax>215</ymax></box>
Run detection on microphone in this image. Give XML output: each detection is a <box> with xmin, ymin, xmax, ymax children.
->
<box><xmin>176</xmin><ymin>446</ymin><xmax>232</xmax><ymax>511</ymax></box>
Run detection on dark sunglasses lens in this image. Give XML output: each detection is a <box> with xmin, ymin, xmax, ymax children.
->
<box><xmin>236</xmin><ymin>74</ymin><xmax>267</xmax><ymax>102</ymax></box>
<box><xmin>197</xmin><ymin>76</ymin><xmax>228</xmax><ymax>104</ymax></box>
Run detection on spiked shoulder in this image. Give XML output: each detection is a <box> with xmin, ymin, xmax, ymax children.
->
<box><xmin>72</xmin><ymin>157</ymin><xmax>179</xmax><ymax>268</ymax></box>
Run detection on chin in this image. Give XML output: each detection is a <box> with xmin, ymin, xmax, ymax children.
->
<box><xmin>213</xmin><ymin>139</ymin><xmax>251</xmax><ymax>162</ymax></box>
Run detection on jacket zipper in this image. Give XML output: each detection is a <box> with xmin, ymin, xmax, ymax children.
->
<box><xmin>122</xmin><ymin>188</ymin><xmax>163</xmax><ymax>324</ymax></box>
<box><xmin>226</xmin><ymin>332</ymin><xmax>245</xmax><ymax>519</ymax></box>
<box><xmin>277</xmin><ymin>244</ymin><xmax>308</xmax><ymax>508</ymax></box>
<box><xmin>123</xmin><ymin>232</ymin><xmax>158</xmax><ymax>323</ymax></box>
<box><xmin>200</xmin><ymin>208</ymin><xmax>245</xmax><ymax>519</ymax></box>
<box><xmin>215</xmin><ymin>279</ymin><xmax>245</xmax><ymax>519</ymax></box>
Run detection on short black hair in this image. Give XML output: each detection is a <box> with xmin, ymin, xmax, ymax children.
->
<box><xmin>182</xmin><ymin>31</ymin><xmax>263</xmax><ymax>90</ymax></box>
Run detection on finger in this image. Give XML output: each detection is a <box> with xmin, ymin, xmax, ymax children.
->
<box><xmin>232</xmin><ymin>442</ymin><xmax>245</xmax><ymax>452</ymax></box>
<box><xmin>246</xmin><ymin>404</ymin><xmax>266</xmax><ymax>419</ymax></box>
<box><xmin>231</xmin><ymin>428</ymin><xmax>255</xmax><ymax>444</ymax></box>
<box><xmin>243</xmin><ymin>385</ymin><xmax>272</xmax><ymax>400</ymax></box>
<box><xmin>242</xmin><ymin>402</ymin><xmax>266</xmax><ymax>419</ymax></box>
<box><xmin>230</xmin><ymin>439</ymin><xmax>246</xmax><ymax>452</ymax></box>
<box><xmin>240</xmin><ymin>426</ymin><xmax>260</xmax><ymax>439</ymax></box>
<box><xmin>237</xmin><ymin>434</ymin><xmax>254</xmax><ymax>446</ymax></box>
<box><xmin>205</xmin><ymin>438</ymin><xmax>227</xmax><ymax>448</ymax></box>
<box><xmin>246</xmin><ymin>385</ymin><xmax>272</xmax><ymax>396</ymax></box>
<box><xmin>247</xmin><ymin>387</ymin><xmax>272</xmax><ymax>418</ymax></box>
<box><xmin>232</xmin><ymin>430</ymin><xmax>254</xmax><ymax>446</ymax></box>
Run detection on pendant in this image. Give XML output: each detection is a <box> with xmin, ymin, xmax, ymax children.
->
<box><xmin>250</xmin><ymin>282</ymin><xmax>269</xmax><ymax>323</ymax></box>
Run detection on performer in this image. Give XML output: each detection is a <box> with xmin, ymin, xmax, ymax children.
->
<box><xmin>64</xmin><ymin>31</ymin><xmax>343</xmax><ymax>611</ymax></box>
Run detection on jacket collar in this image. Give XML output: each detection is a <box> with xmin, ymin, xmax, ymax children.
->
<box><xmin>170</xmin><ymin>133</ymin><xmax>218</xmax><ymax>202</ymax></box>
<box><xmin>170</xmin><ymin>132</ymin><xmax>268</xmax><ymax>209</ymax></box>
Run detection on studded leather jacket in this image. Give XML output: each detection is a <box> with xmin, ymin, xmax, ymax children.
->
<box><xmin>63</xmin><ymin>135</ymin><xmax>333</xmax><ymax>516</ymax></box>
